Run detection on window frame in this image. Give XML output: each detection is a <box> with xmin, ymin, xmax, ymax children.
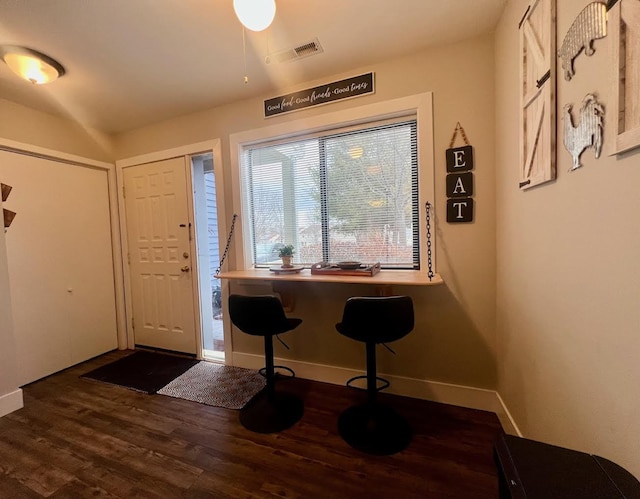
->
<box><xmin>229</xmin><ymin>92</ymin><xmax>435</xmax><ymax>272</ymax></box>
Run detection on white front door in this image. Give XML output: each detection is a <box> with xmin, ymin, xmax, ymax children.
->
<box><xmin>123</xmin><ymin>158</ymin><xmax>197</xmax><ymax>354</ymax></box>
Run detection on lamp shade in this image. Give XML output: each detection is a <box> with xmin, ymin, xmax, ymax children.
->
<box><xmin>233</xmin><ymin>0</ymin><xmax>276</xmax><ymax>32</ymax></box>
<box><xmin>0</xmin><ymin>46</ymin><xmax>65</xmax><ymax>84</ymax></box>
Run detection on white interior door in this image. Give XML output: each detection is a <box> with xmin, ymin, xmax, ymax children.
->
<box><xmin>123</xmin><ymin>158</ymin><xmax>197</xmax><ymax>354</ymax></box>
<box><xmin>0</xmin><ymin>150</ymin><xmax>117</xmax><ymax>385</ymax></box>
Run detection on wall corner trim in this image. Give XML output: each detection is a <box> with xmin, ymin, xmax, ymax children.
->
<box><xmin>0</xmin><ymin>388</ymin><xmax>24</xmax><ymax>418</ymax></box>
<box><xmin>495</xmin><ymin>391</ymin><xmax>522</xmax><ymax>437</ymax></box>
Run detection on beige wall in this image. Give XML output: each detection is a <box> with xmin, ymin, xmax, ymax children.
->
<box><xmin>114</xmin><ymin>34</ymin><xmax>498</xmax><ymax>389</ymax></box>
<box><xmin>496</xmin><ymin>0</ymin><xmax>640</xmax><ymax>477</ymax></box>
<box><xmin>0</xmin><ymin>99</ymin><xmax>114</xmax><ymax>161</ymax></box>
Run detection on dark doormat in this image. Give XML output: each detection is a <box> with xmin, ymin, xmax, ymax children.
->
<box><xmin>81</xmin><ymin>350</ymin><xmax>199</xmax><ymax>394</ymax></box>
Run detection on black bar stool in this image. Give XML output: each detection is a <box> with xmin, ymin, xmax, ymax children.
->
<box><xmin>228</xmin><ymin>294</ymin><xmax>304</xmax><ymax>433</ymax></box>
<box><xmin>335</xmin><ymin>295</ymin><xmax>414</xmax><ymax>455</ymax></box>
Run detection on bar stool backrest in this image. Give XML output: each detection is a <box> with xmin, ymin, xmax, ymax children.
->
<box><xmin>229</xmin><ymin>294</ymin><xmax>301</xmax><ymax>337</ymax></box>
<box><xmin>336</xmin><ymin>295</ymin><xmax>414</xmax><ymax>344</ymax></box>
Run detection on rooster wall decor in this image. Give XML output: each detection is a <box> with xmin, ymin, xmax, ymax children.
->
<box><xmin>563</xmin><ymin>94</ymin><xmax>605</xmax><ymax>171</ymax></box>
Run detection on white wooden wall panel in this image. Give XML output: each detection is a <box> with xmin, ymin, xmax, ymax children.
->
<box><xmin>609</xmin><ymin>0</ymin><xmax>640</xmax><ymax>154</ymax></box>
<box><xmin>0</xmin><ymin>151</ymin><xmax>117</xmax><ymax>385</ymax></box>
<box><xmin>519</xmin><ymin>0</ymin><xmax>556</xmax><ymax>189</ymax></box>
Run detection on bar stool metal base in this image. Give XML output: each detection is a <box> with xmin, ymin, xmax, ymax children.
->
<box><xmin>338</xmin><ymin>403</ymin><xmax>412</xmax><ymax>455</ymax></box>
<box><xmin>239</xmin><ymin>389</ymin><xmax>304</xmax><ymax>434</ymax></box>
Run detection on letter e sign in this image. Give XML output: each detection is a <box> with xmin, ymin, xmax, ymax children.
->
<box><xmin>446</xmin><ymin>145</ymin><xmax>474</xmax><ymax>173</ymax></box>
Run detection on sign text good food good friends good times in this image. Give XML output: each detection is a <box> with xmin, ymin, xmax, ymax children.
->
<box><xmin>264</xmin><ymin>73</ymin><xmax>374</xmax><ymax>117</ymax></box>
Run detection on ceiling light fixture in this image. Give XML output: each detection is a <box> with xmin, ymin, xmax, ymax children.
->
<box><xmin>349</xmin><ymin>146</ymin><xmax>364</xmax><ymax>159</ymax></box>
<box><xmin>0</xmin><ymin>45</ymin><xmax>65</xmax><ymax>84</ymax></box>
<box><xmin>233</xmin><ymin>0</ymin><xmax>276</xmax><ymax>32</ymax></box>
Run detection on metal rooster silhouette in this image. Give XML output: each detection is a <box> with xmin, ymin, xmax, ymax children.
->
<box><xmin>563</xmin><ymin>94</ymin><xmax>604</xmax><ymax>171</ymax></box>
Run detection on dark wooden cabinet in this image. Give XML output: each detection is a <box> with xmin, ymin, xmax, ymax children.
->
<box><xmin>494</xmin><ymin>434</ymin><xmax>640</xmax><ymax>498</ymax></box>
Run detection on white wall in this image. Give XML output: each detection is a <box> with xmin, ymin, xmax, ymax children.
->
<box><xmin>496</xmin><ymin>0</ymin><xmax>640</xmax><ymax>477</ymax></box>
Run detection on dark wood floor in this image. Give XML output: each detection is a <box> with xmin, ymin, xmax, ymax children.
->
<box><xmin>0</xmin><ymin>350</ymin><xmax>504</xmax><ymax>498</ymax></box>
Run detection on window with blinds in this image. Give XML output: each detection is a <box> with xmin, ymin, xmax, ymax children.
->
<box><xmin>239</xmin><ymin>118</ymin><xmax>419</xmax><ymax>269</ymax></box>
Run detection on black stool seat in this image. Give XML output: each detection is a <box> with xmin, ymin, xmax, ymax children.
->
<box><xmin>335</xmin><ymin>295</ymin><xmax>414</xmax><ymax>455</ymax></box>
<box><xmin>229</xmin><ymin>294</ymin><xmax>304</xmax><ymax>433</ymax></box>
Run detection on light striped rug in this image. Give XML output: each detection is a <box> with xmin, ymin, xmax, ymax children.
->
<box><xmin>157</xmin><ymin>362</ymin><xmax>265</xmax><ymax>410</ymax></box>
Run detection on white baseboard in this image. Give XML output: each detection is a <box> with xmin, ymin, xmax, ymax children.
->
<box><xmin>231</xmin><ymin>352</ymin><xmax>520</xmax><ymax>435</ymax></box>
<box><xmin>0</xmin><ymin>388</ymin><xmax>23</xmax><ymax>418</ymax></box>
<box><xmin>495</xmin><ymin>392</ymin><xmax>522</xmax><ymax>436</ymax></box>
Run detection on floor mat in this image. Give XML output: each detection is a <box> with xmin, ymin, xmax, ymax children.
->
<box><xmin>81</xmin><ymin>350</ymin><xmax>199</xmax><ymax>394</ymax></box>
<box><xmin>157</xmin><ymin>362</ymin><xmax>266</xmax><ymax>409</ymax></box>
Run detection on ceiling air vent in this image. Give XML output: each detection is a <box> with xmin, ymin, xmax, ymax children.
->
<box><xmin>265</xmin><ymin>38</ymin><xmax>323</xmax><ymax>64</ymax></box>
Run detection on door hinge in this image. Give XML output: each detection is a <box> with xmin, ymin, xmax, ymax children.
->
<box><xmin>131</xmin><ymin>317</ymin><xmax>135</xmax><ymax>330</ymax></box>
<box><xmin>122</xmin><ymin>185</ymin><xmax>126</xmax><ymax>198</ymax></box>
<box><xmin>127</xmin><ymin>252</ymin><xmax>131</xmax><ymax>265</ymax></box>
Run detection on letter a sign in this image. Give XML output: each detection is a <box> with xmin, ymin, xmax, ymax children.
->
<box><xmin>445</xmin><ymin>123</ymin><xmax>474</xmax><ymax>223</ymax></box>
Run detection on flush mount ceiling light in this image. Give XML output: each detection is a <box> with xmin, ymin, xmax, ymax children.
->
<box><xmin>0</xmin><ymin>45</ymin><xmax>65</xmax><ymax>84</ymax></box>
<box><xmin>233</xmin><ymin>0</ymin><xmax>276</xmax><ymax>32</ymax></box>
<box><xmin>349</xmin><ymin>146</ymin><xmax>364</xmax><ymax>159</ymax></box>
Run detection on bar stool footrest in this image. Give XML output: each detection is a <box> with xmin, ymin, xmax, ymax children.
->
<box><xmin>345</xmin><ymin>374</ymin><xmax>390</xmax><ymax>392</ymax></box>
<box><xmin>259</xmin><ymin>365</ymin><xmax>296</xmax><ymax>379</ymax></box>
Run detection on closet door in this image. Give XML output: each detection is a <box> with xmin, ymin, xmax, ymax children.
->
<box><xmin>0</xmin><ymin>151</ymin><xmax>117</xmax><ymax>385</ymax></box>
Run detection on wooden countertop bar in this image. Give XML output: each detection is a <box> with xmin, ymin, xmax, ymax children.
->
<box><xmin>216</xmin><ymin>268</ymin><xmax>443</xmax><ymax>286</ymax></box>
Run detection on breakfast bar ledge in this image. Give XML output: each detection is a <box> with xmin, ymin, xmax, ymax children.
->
<box><xmin>216</xmin><ymin>269</ymin><xmax>443</xmax><ymax>310</ymax></box>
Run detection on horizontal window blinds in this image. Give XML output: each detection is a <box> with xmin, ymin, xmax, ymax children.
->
<box><xmin>241</xmin><ymin>119</ymin><xmax>418</xmax><ymax>268</ymax></box>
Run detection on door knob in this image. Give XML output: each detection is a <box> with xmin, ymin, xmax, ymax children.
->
<box><xmin>180</xmin><ymin>265</ymin><xmax>190</xmax><ymax>272</ymax></box>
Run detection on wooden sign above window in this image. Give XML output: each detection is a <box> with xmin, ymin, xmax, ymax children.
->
<box><xmin>264</xmin><ymin>73</ymin><xmax>375</xmax><ymax>118</ymax></box>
